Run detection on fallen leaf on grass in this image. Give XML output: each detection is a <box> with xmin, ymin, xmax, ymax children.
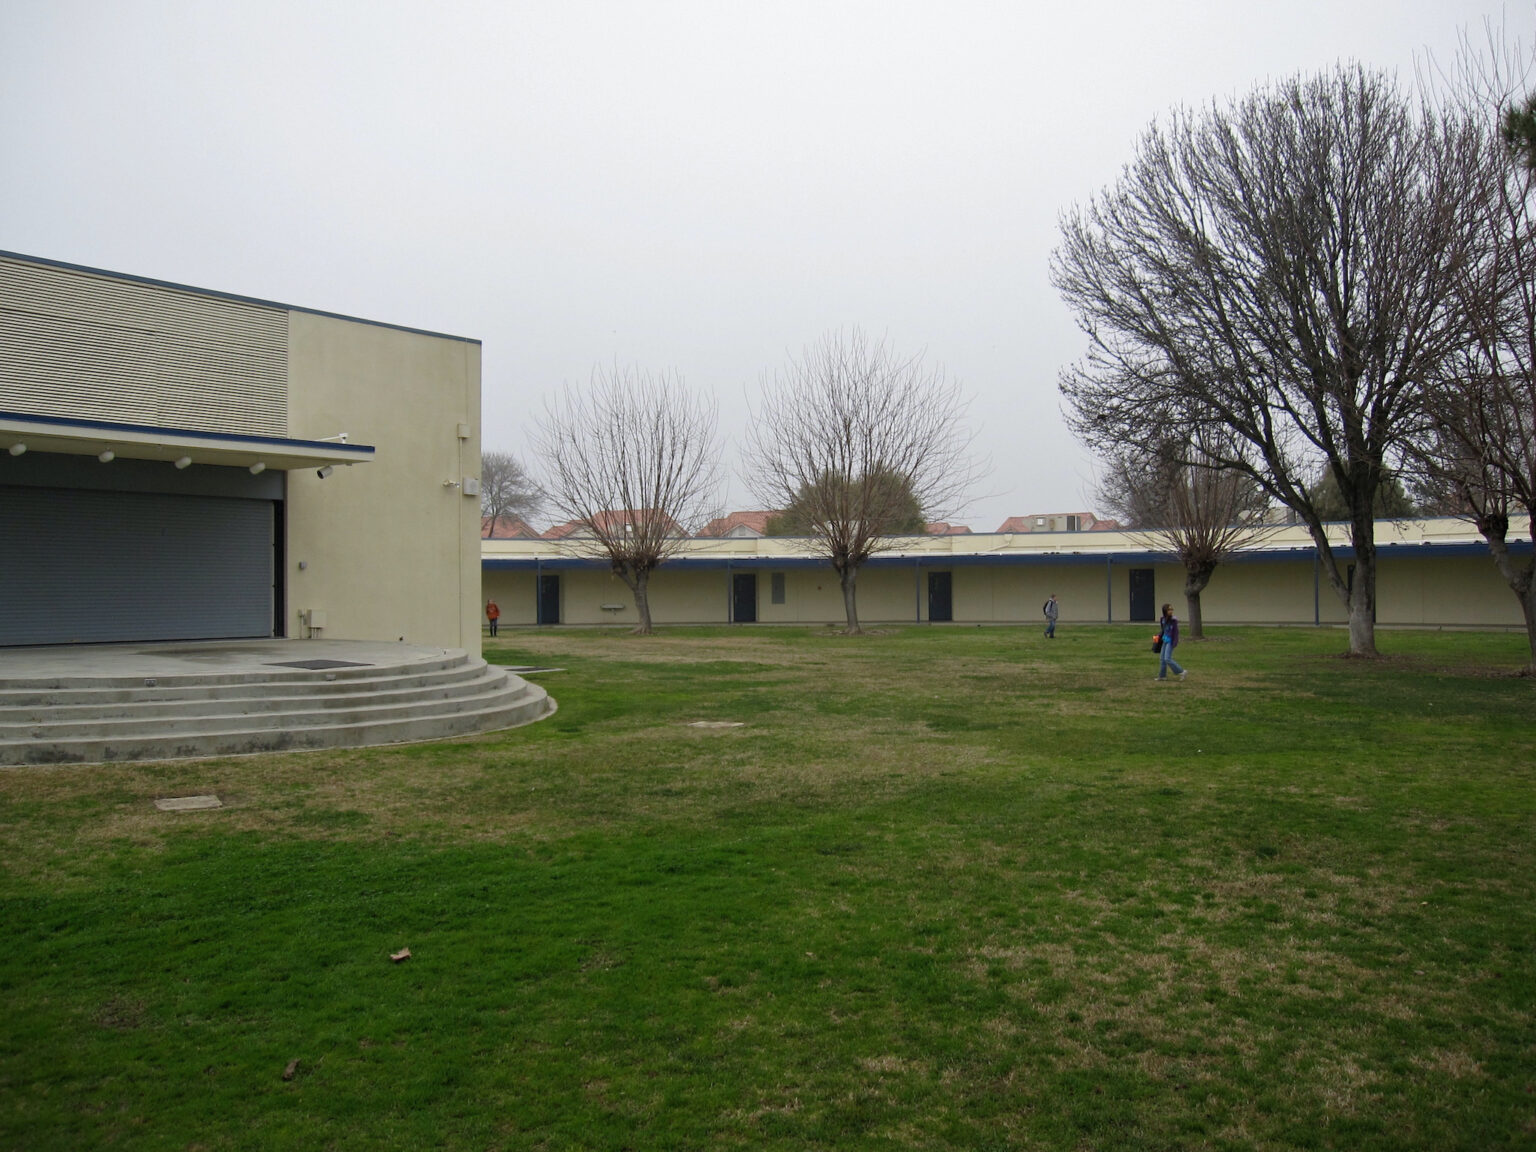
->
<box><xmin>282</xmin><ymin>1058</ymin><xmax>300</xmax><ymax>1081</ymax></box>
<box><xmin>390</xmin><ymin>948</ymin><xmax>411</xmax><ymax>963</ymax></box>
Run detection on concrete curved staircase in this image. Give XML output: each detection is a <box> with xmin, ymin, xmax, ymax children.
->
<box><xmin>0</xmin><ymin>648</ymin><xmax>553</xmax><ymax>766</ymax></box>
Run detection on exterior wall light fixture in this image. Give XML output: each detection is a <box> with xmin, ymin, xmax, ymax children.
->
<box><xmin>173</xmin><ymin>456</ymin><xmax>192</xmax><ymax>470</ymax></box>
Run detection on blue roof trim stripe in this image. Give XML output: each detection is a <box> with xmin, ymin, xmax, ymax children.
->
<box><xmin>0</xmin><ymin>409</ymin><xmax>376</xmax><ymax>456</ymax></box>
<box><xmin>0</xmin><ymin>249</ymin><xmax>480</xmax><ymax>346</ymax></box>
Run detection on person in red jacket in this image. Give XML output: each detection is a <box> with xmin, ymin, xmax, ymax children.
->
<box><xmin>485</xmin><ymin>598</ymin><xmax>501</xmax><ymax>637</ymax></box>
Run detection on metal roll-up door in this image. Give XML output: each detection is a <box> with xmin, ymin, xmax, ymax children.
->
<box><xmin>0</xmin><ymin>486</ymin><xmax>275</xmax><ymax>646</ymax></box>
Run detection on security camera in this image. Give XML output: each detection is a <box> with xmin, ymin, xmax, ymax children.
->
<box><xmin>316</xmin><ymin>465</ymin><xmax>334</xmax><ymax>479</ymax></box>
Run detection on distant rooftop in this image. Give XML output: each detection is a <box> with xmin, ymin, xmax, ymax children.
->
<box><xmin>996</xmin><ymin>512</ymin><xmax>1117</xmax><ymax>534</ymax></box>
<box><xmin>698</xmin><ymin>510</ymin><xmax>776</xmax><ymax>538</ymax></box>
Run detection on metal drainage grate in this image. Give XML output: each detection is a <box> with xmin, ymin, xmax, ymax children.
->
<box><xmin>264</xmin><ymin>659</ymin><xmax>373</xmax><ymax>670</ymax></box>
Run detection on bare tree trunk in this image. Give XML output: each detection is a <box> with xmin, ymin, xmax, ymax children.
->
<box><xmin>616</xmin><ymin>568</ymin><xmax>655</xmax><ymax>635</ymax></box>
<box><xmin>1480</xmin><ymin>517</ymin><xmax>1536</xmax><ymax>675</ymax></box>
<box><xmin>1345</xmin><ymin>512</ymin><xmax>1380</xmax><ymax>659</ymax></box>
<box><xmin>1346</xmin><ymin>576</ymin><xmax>1378</xmax><ymax>658</ymax></box>
<box><xmin>1182</xmin><ymin>561</ymin><xmax>1216</xmax><ymax>640</ymax></box>
<box><xmin>633</xmin><ymin>569</ymin><xmax>655</xmax><ymax>636</ymax></box>
<box><xmin>1519</xmin><ymin>583</ymin><xmax>1536</xmax><ymax>676</ymax></box>
<box><xmin>839</xmin><ymin>566</ymin><xmax>862</xmax><ymax>635</ymax></box>
<box><xmin>1300</xmin><ymin>517</ymin><xmax>1379</xmax><ymax>659</ymax></box>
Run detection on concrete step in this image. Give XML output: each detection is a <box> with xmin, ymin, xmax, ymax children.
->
<box><xmin>0</xmin><ymin>662</ymin><xmax>506</xmax><ymax>722</ymax></box>
<box><xmin>0</xmin><ymin>649</ymin><xmax>556</xmax><ymax>766</ymax></box>
<box><xmin>0</xmin><ymin>652</ymin><xmax>477</xmax><ymax>704</ymax></box>
<box><xmin>0</xmin><ymin>683</ymin><xmax>555</xmax><ymax>766</ymax></box>
<box><xmin>0</xmin><ymin>670</ymin><xmax>534</xmax><ymax>741</ymax></box>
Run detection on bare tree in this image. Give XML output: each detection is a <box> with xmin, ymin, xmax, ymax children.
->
<box><xmin>480</xmin><ymin>451</ymin><xmax>545</xmax><ymax>536</ymax></box>
<box><xmin>1054</xmin><ymin>65</ymin><xmax>1488</xmax><ymax>657</ymax></box>
<box><xmin>1415</xmin><ymin>28</ymin><xmax>1536</xmax><ymax>671</ymax></box>
<box><xmin>1098</xmin><ymin>437</ymin><xmax>1276</xmax><ymax>639</ymax></box>
<box><xmin>743</xmin><ymin>328</ymin><xmax>981</xmax><ymax>634</ymax></box>
<box><xmin>533</xmin><ymin>365</ymin><xmax>722</xmax><ymax>635</ymax></box>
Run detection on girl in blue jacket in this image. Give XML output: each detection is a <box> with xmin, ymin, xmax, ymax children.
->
<box><xmin>1157</xmin><ymin>603</ymin><xmax>1187</xmax><ymax>680</ymax></box>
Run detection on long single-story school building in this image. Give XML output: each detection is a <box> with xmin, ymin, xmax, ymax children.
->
<box><xmin>483</xmin><ymin>518</ymin><xmax>1533</xmax><ymax>629</ymax></box>
<box><xmin>1</xmin><ymin>251</ymin><xmax>485</xmax><ymax>652</ymax></box>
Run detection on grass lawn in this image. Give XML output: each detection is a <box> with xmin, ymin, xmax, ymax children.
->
<box><xmin>2</xmin><ymin>624</ymin><xmax>1533</xmax><ymax>1150</ymax></box>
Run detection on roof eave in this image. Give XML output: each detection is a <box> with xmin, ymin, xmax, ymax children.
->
<box><xmin>0</xmin><ymin>410</ymin><xmax>376</xmax><ymax>471</ymax></box>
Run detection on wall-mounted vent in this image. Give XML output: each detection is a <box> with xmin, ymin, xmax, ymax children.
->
<box><xmin>0</xmin><ymin>256</ymin><xmax>289</xmax><ymax>437</ymax></box>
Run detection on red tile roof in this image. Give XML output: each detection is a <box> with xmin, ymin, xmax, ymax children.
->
<box><xmin>542</xmin><ymin>509</ymin><xmax>684</xmax><ymax>539</ymax></box>
<box><xmin>482</xmin><ymin>515</ymin><xmax>540</xmax><ymax>539</ymax></box>
<box><xmin>698</xmin><ymin>510</ymin><xmax>776</xmax><ymax>538</ymax></box>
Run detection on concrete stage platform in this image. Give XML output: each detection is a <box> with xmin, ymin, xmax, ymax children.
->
<box><xmin>0</xmin><ymin>638</ymin><xmax>555</xmax><ymax>766</ymax></box>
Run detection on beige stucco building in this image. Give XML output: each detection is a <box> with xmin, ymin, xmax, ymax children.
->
<box><xmin>483</xmin><ymin>518</ymin><xmax>1532</xmax><ymax>630</ymax></box>
<box><xmin>1</xmin><ymin>251</ymin><xmax>483</xmax><ymax>652</ymax></box>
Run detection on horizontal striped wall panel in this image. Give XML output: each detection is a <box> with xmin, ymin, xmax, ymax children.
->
<box><xmin>0</xmin><ymin>256</ymin><xmax>289</xmax><ymax>437</ymax></box>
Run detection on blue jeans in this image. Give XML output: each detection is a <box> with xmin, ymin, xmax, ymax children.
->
<box><xmin>1158</xmin><ymin>642</ymin><xmax>1184</xmax><ymax>678</ymax></box>
<box><xmin>1045</xmin><ymin>617</ymin><xmax>1056</xmax><ymax>637</ymax></box>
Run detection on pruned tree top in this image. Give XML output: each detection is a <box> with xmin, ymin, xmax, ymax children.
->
<box><xmin>1097</xmin><ymin>437</ymin><xmax>1280</xmax><ymax>562</ymax></box>
<box><xmin>744</xmin><ymin>328</ymin><xmax>982</xmax><ymax>570</ymax></box>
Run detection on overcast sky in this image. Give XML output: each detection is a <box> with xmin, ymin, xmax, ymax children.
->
<box><xmin>1</xmin><ymin>1</ymin><xmax>1526</xmax><ymax>531</ymax></box>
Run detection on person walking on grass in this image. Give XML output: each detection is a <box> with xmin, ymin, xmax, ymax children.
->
<box><xmin>1156</xmin><ymin>602</ymin><xmax>1186</xmax><ymax>680</ymax></box>
<box><xmin>1043</xmin><ymin>594</ymin><xmax>1059</xmax><ymax>639</ymax></box>
<box><xmin>485</xmin><ymin>598</ymin><xmax>500</xmax><ymax>637</ymax></box>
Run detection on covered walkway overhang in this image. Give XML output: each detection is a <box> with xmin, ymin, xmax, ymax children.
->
<box><xmin>1</xmin><ymin>409</ymin><xmax>376</xmax><ymax>473</ymax></box>
<box><xmin>483</xmin><ymin>537</ymin><xmax>1531</xmax><ymax>573</ymax></box>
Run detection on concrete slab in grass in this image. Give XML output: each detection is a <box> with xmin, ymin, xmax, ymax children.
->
<box><xmin>154</xmin><ymin>794</ymin><xmax>223</xmax><ymax>811</ymax></box>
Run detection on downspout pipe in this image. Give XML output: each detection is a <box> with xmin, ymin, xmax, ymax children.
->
<box><xmin>1314</xmin><ymin>549</ymin><xmax>1320</xmax><ymax>627</ymax></box>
